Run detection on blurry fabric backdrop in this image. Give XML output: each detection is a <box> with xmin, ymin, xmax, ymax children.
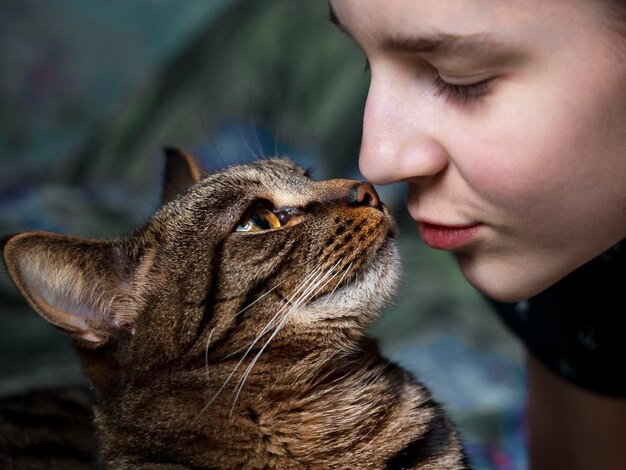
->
<box><xmin>0</xmin><ymin>1</ymin><xmax>525</xmax><ymax>468</ymax></box>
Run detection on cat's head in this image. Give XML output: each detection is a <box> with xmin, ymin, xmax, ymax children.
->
<box><xmin>2</xmin><ymin>149</ymin><xmax>399</xmax><ymax>384</ymax></box>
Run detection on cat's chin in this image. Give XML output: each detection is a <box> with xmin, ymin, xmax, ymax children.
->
<box><xmin>300</xmin><ymin>236</ymin><xmax>400</xmax><ymax>322</ymax></box>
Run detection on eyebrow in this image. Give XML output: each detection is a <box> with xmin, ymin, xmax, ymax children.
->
<box><xmin>328</xmin><ymin>1</ymin><xmax>518</xmax><ymax>60</ymax></box>
<box><xmin>381</xmin><ymin>33</ymin><xmax>514</xmax><ymax>57</ymax></box>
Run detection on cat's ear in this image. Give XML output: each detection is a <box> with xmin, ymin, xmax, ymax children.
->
<box><xmin>161</xmin><ymin>147</ymin><xmax>203</xmax><ymax>204</ymax></box>
<box><xmin>2</xmin><ymin>232</ymin><xmax>143</xmax><ymax>348</ymax></box>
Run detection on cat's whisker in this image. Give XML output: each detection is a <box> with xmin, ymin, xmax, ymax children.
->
<box><xmin>326</xmin><ymin>261</ymin><xmax>353</xmax><ymax>299</ymax></box>
<box><xmin>223</xmin><ymin>280</ymin><xmax>289</xmax><ymax>358</ymax></box>
<box><xmin>233</xmin><ymin>265</ymin><xmax>336</xmax><ymax>396</ymax></box>
<box><xmin>232</xmin><ymin>263</ymin><xmax>333</xmax><ymax>367</ymax></box>
<box><xmin>204</xmin><ymin>328</ymin><xmax>215</xmax><ymax>385</ymax></box>
<box><xmin>241</xmin><ymin>136</ymin><xmax>262</xmax><ymax>161</ymax></box>
<box><xmin>196</xmin><ymin>109</ymin><xmax>228</xmax><ymax>170</ymax></box>
<box><xmin>241</xmin><ymin>265</ymin><xmax>325</xmax><ymax>346</ymax></box>
<box><xmin>229</xmin><ymin>262</ymin><xmax>344</xmax><ymax>417</ymax></box>
<box><xmin>197</xmin><ymin>301</ymin><xmax>292</xmax><ymax>416</ymax></box>
<box><xmin>236</xmin><ymin>265</ymin><xmax>326</xmax><ymax>350</ymax></box>
<box><xmin>219</xmin><ymin>278</ymin><xmax>320</xmax><ymax>410</ymax></box>
<box><xmin>195</xmin><ymin>266</ymin><xmax>326</xmax><ymax>420</ymax></box>
<box><xmin>294</xmin><ymin>259</ymin><xmax>343</xmax><ymax>306</ymax></box>
<box><xmin>235</xmin><ymin>280</ymin><xmax>286</xmax><ymax>318</ymax></box>
<box><xmin>249</xmin><ymin>117</ymin><xmax>266</xmax><ymax>160</ymax></box>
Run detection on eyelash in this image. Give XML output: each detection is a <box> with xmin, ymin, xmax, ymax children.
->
<box><xmin>362</xmin><ymin>58</ymin><xmax>492</xmax><ymax>105</ymax></box>
<box><xmin>432</xmin><ymin>75</ymin><xmax>492</xmax><ymax>104</ymax></box>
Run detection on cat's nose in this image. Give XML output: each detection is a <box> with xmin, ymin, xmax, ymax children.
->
<box><xmin>349</xmin><ymin>182</ymin><xmax>382</xmax><ymax>210</ymax></box>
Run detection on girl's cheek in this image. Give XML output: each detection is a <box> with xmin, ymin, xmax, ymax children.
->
<box><xmin>450</xmin><ymin>97</ymin><xmax>564</xmax><ymax>212</ymax></box>
<box><xmin>452</xmin><ymin>136</ymin><xmax>543</xmax><ymax>210</ymax></box>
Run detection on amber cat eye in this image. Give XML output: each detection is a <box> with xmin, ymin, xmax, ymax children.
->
<box><xmin>235</xmin><ymin>208</ymin><xmax>282</xmax><ymax>232</ymax></box>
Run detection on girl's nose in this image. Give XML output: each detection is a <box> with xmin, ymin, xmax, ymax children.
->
<box><xmin>358</xmin><ymin>79</ymin><xmax>449</xmax><ymax>185</ymax></box>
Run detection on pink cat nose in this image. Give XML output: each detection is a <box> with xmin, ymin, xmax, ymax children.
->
<box><xmin>349</xmin><ymin>182</ymin><xmax>382</xmax><ymax>210</ymax></box>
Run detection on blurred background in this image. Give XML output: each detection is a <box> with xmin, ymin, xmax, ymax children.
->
<box><xmin>0</xmin><ymin>1</ymin><xmax>526</xmax><ymax>468</ymax></box>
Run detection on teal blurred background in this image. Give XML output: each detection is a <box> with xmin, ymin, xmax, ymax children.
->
<box><xmin>0</xmin><ymin>1</ymin><xmax>526</xmax><ymax>468</ymax></box>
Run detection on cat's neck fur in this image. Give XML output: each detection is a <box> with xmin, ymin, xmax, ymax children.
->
<box><xmin>91</xmin><ymin>338</ymin><xmax>435</xmax><ymax>469</ymax></box>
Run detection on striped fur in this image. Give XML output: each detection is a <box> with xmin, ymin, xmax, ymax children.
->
<box><xmin>0</xmin><ymin>386</ymin><xmax>94</xmax><ymax>469</ymax></box>
<box><xmin>1</xmin><ymin>151</ymin><xmax>468</xmax><ymax>469</ymax></box>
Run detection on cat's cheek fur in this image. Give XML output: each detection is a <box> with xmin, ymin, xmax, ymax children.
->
<box><xmin>300</xmin><ymin>240</ymin><xmax>400</xmax><ymax>324</ymax></box>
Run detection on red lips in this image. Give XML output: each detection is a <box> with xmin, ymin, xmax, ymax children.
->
<box><xmin>418</xmin><ymin>222</ymin><xmax>482</xmax><ymax>250</ymax></box>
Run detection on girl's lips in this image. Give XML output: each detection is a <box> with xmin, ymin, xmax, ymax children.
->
<box><xmin>418</xmin><ymin>222</ymin><xmax>482</xmax><ymax>250</ymax></box>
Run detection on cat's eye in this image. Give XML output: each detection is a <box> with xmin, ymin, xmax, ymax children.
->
<box><xmin>235</xmin><ymin>209</ymin><xmax>282</xmax><ymax>232</ymax></box>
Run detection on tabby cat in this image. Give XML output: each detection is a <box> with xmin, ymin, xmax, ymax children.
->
<box><xmin>1</xmin><ymin>149</ymin><xmax>468</xmax><ymax>469</ymax></box>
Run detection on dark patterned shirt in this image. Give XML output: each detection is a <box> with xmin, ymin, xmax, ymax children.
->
<box><xmin>488</xmin><ymin>240</ymin><xmax>626</xmax><ymax>396</ymax></box>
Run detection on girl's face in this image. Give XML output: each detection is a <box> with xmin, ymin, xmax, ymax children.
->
<box><xmin>331</xmin><ymin>0</ymin><xmax>626</xmax><ymax>301</ymax></box>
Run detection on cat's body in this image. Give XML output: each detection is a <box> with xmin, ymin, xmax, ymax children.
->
<box><xmin>0</xmin><ymin>386</ymin><xmax>94</xmax><ymax>469</ymax></box>
<box><xmin>1</xmin><ymin>150</ymin><xmax>468</xmax><ymax>469</ymax></box>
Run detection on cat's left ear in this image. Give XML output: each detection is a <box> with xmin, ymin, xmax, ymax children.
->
<box><xmin>161</xmin><ymin>147</ymin><xmax>204</xmax><ymax>204</ymax></box>
<box><xmin>2</xmin><ymin>232</ymin><xmax>145</xmax><ymax>348</ymax></box>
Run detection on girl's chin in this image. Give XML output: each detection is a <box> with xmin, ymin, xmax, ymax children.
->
<box><xmin>456</xmin><ymin>253</ymin><xmax>558</xmax><ymax>303</ymax></box>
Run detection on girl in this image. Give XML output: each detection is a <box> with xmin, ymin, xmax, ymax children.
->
<box><xmin>329</xmin><ymin>1</ymin><xmax>626</xmax><ymax>468</ymax></box>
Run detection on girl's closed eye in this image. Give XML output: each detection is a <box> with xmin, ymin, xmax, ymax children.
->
<box><xmin>432</xmin><ymin>75</ymin><xmax>493</xmax><ymax>105</ymax></box>
<box><xmin>363</xmin><ymin>57</ymin><xmax>493</xmax><ymax>105</ymax></box>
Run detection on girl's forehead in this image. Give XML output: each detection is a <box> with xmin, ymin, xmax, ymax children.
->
<box><xmin>330</xmin><ymin>0</ymin><xmax>526</xmax><ymax>29</ymax></box>
<box><xmin>329</xmin><ymin>0</ymin><xmax>612</xmax><ymax>47</ymax></box>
